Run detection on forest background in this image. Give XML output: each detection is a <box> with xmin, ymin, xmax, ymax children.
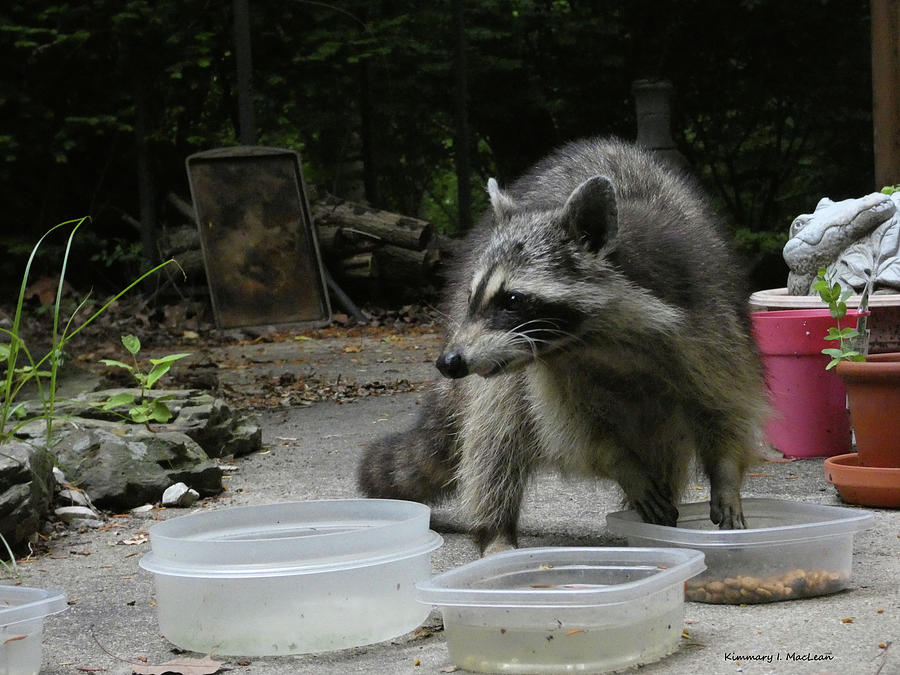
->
<box><xmin>0</xmin><ymin>0</ymin><xmax>875</xmax><ymax>296</ymax></box>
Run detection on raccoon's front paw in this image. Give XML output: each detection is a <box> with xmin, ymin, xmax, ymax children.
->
<box><xmin>632</xmin><ymin>485</ymin><xmax>679</xmax><ymax>527</ymax></box>
<box><xmin>710</xmin><ymin>494</ymin><xmax>747</xmax><ymax>530</ymax></box>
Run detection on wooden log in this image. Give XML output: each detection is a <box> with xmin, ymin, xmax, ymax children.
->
<box><xmin>159</xmin><ymin>225</ymin><xmax>201</xmax><ymax>254</ymax></box>
<box><xmin>374</xmin><ymin>244</ymin><xmax>440</xmax><ymax>274</ymax></box>
<box><xmin>167</xmin><ymin>192</ymin><xmax>197</xmax><ymax>222</ymax></box>
<box><xmin>316</xmin><ymin>225</ymin><xmax>341</xmax><ymax>253</ymax></box>
<box><xmin>312</xmin><ymin>196</ymin><xmax>433</xmax><ymax>250</ymax></box>
<box><xmin>339</xmin><ymin>252</ymin><xmax>378</xmax><ymax>279</ymax></box>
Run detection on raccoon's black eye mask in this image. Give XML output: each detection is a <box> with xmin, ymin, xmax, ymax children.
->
<box><xmin>484</xmin><ymin>288</ymin><xmax>583</xmax><ymax>339</ymax></box>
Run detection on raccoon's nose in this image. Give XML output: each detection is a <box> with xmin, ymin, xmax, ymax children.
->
<box><xmin>436</xmin><ymin>349</ymin><xmax>469</xmax><ymax>378</ymax></box>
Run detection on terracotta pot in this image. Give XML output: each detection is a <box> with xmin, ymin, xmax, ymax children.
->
<box><xmin>825</xmin><ymin>453</ymin><xmax>900</xmax><ymax>508</ymax></box>
<box><xmin>836</xmin><ymin>353</ymin><xmax>900</xmax><ymax>468</ymax></box>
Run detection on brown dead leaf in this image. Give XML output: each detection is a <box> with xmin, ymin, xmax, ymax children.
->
<box><xmin>131</xmin><ymin>654</ymin><xmax>224</xmax><ymax>675</ymax></box>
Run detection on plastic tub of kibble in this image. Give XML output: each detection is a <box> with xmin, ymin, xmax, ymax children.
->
<box><xmin>416</xmin><ymin>547</ymin><xmax>705</xmax><ymax>674</ymax></box>
<box><xmin>0</xmin><ymin>585</ymin><xmax>68</xmax><ymax>675</ymax></box>
<box><xmin>607</xmin><ymin>498</ymin><xmax>874</xmax><ymax>604</ymax></box>
<box><xmin>139</xmin><ymin>499</ymin><xmax>442</xmax><ymax>655</ymax></box>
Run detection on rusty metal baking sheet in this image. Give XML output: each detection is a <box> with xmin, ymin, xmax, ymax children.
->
<box><xmin>186</xmin><ymin>146</ymin><xmax>331</xmax><ymax>329</ymax></box>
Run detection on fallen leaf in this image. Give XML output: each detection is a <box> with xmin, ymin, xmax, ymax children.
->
<box><xmin>842</xmin><ymin>617</ymin><xmax>854</xmax><ymax>623</ymax></box>
<box><xmin>3</xmin><ymin>635</ymin><xmax>27</xmax><ymax>644</ymax></box>
<box><xmin>131</xmin><ymin>655</ymin><xmax>224</xmax><ymax>675</ymax></box>
<box><xmin>342</xmin><ymin>345</ymin><xmax>363</xmax><ymax>353</ymax></box>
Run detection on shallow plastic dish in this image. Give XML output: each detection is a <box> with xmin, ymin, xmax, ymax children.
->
<box><xmin>607</xmin><ymin>498</ymin><xmax>874</xmax><ymax>604</ymax></box>
<box><xmin>416</xmin><ymin>547</ymin><xmax>705</xmax><ymax>674</ymax></box>
<box><xmin>0</xmin><ymin>585</ymin><xmax>68</xmax><ymax>675</ymax></box>
<box><xmin>139</xmin><ymin>499</ymin><xmax>442</xmax><ymax>655</ymax></box>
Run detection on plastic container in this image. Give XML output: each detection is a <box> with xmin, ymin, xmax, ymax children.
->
<box><xmin>0</xmin><ymin>585</ymin><xmax>68</xmax><ymax>675</ymax></box>
<box><xmin>607</xmin><ymin>498</ymin><xmax>874</xmax><ymax>604</ymax></box>
<box><xmin>416</xmin><ymin>547</ymin><xmax>705</xmax><ymax>674</ymax></box>
<box><xmin>751</xmin><ymin>308</ymin><xmax>865</xmax><ymax>458</ymax></box>
<box><xmin>139</xmin><ymin>499</ymin><xmax>442</xmax><ymax>655</ymax></box>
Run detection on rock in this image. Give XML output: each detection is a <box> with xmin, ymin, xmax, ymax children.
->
<box><xmin>54</xmin><ymin>505</ymin><xmax>102</xmax><ymax>524</ymax></box>
<box><xmin>0</xmin><ymin>440</ymin><xmax>55</xmax><ymax>552</ymax></box>
<box><xmin>19</xmin><ymin>389</ymin><xmax>263</xmax><ymax>459</ymax></box>
<box><xmin>162</xmin><ymin>482</ymin><xmax>200</xmax><ymax>507</ymax></box>
<box><xmin>51</xmin><ymin>427</ymin><xmax>223</xmax><ymax>510</ymax></box>
<box><xmin>172</xmin><ymin>398</ymin><xmax>262</xmax><ymax>458</ymax></box>
<box><xmin>57</xmin><ymin>488</ymin><xmax>95</xmax><ymax>509</ymax></box>
<box><xmin>5</xmin><ymin>389</ymin><xmax>252</xmax><ymax>529</ymax></box>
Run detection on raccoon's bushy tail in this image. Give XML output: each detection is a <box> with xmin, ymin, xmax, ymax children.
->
<box><xmin>356</xmin><ymin>389</ymin><xmax>458</xmax><ymax>504</ymax></box>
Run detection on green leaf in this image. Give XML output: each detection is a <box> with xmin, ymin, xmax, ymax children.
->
<box><xmin>821</xmin><ymin>348</ymin><xmax>845</xmax><ymax>358</ymax></box>
<box><xmin>149</xmin><ymin>399</ymin><xmax>173</xmax><ymax>423</ymax></box>
<box><xmin>129</xmin><ymin>406</ymin><xmax>150</xmax><ymax>423</ymax></box>
<box><xmin>121</xmin><ymin>334</ymin><xmax>141</xmax><ymax>355</ymax></box>
<box><xmin>101</xmin><ymin>392</ymin><xmax>136</xmax><ymax>410</ymax></box>
<box><xmin>145</xmin><ymin>362</ymin><xmax>171</xmax><ymax>389</ymax></box>
<box><xmin>148</xmin><ymin>353</ymin><xmax>190</xmax><ymax>365</ymax></box>
<box><xmin>100</xmin><ymin>359</ymin><xmax>134</xmax><ymax>372</ymax></box>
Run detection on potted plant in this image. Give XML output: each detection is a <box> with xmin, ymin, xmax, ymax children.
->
<box><xmin>817</xmin><ymin>268</ymin><xmax>900</xmax><ymax>507</ymax></box>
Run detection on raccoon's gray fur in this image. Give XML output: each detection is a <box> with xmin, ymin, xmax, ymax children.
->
<box><xmin>358</xmin><ymin>136</ymin><xmax>766</xmax><ymax>553</ymax></box>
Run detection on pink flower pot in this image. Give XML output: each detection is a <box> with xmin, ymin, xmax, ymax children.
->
<box><xmin>752</xmin><ymin>309</ymin><xmax>864</xmax><ymax>459</ymax></box>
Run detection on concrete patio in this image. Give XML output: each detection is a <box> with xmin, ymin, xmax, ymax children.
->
<box><xmin>19</xmin><ymin>327</ymin><xmax>900</xmax><ymax>675</ymax></box>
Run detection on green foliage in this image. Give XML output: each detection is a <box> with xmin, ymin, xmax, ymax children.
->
<box><xmin>0</xmin><ymin>0</ymin><xmax>875</xmax><ymax>256</ymax></box>
<box><xmin>813</xmin><ymin>267</ymin><xmax>866</xmax><ymax>370</ymax></box>
<box><xmin>98</xmin><ymin>335</ymin><xmax>189</xmax><ymax>424</ymax></box>
<box><xmin>0</xmin><ymin>218</ymin><xmax>178</xmax><ymax>446</ymax></box>
<box><xmin>881</xmin><ymin>185</ymin><xmax>900</xmax><ymax>195</ymax></box>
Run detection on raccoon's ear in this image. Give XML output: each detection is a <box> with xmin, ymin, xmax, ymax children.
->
<box><xmin>560</xmin><ymin>175</ymin><xmax>618</xmax><ymax>252</ymax></box>
<box><xmin>487</xmin><ymin>178</ymin><xmax>516</xmax><ymax>220</ymax></box>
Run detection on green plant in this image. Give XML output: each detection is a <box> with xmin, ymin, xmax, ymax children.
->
<box><xmin>813</xmin><ymin>266</ymin><xmax>867</xmax><ymax>370</ymax></box>
<box><xmin>98</xmin><ymin>335</ymin><xmax>189</xmax><ymax>424</ymax></box>
<box><xmin>0</xmin><ymin>217</ymin><xmax>179</xmax><ymax>446</ymax></box>
<box><xmin>0</xmin><ymin>532</ymin><xmax>18</xmax><ymax>577</ymax></box>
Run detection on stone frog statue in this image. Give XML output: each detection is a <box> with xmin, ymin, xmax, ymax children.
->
<box><xmin>784</xmin><ymin>191</ymin><xmax>900</xmax><ymax>296</ymax></box>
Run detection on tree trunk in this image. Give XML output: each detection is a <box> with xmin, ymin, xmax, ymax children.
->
<box><xmin>134</xmin><ymin>77</ymin><xmax>157</xmax><ymax>263</ymax></box>
<box><xmin>233</xmin><ymin>0</ymin><xmax>257</xmax><ymax>145</ymax></box>
<box><xmin>451</xmin><ymin>0</ymin><xmax>472</xmax><ymax>231</ymax></box>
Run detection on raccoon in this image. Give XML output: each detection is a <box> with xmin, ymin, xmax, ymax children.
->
<box><xmin>357</xmin><ymin>136</ymin><xmax>766</xmax><ymax>554</ymax></box>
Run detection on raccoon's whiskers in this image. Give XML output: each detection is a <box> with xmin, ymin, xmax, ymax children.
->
<box><xmin>426</xmin><ymin>302</ymin><xmax>460</xmax><ymax>330</ymax></box>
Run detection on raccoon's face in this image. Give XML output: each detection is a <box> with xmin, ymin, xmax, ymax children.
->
<box><xmin>436</xmin><ymin>176</ymin><xmax>619</xmax><ymax>379</ymax></box>
<box><xmin>436</xmin><ymin>259</ymin><xmax>585</xmax><ymax>378</ymax></box>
